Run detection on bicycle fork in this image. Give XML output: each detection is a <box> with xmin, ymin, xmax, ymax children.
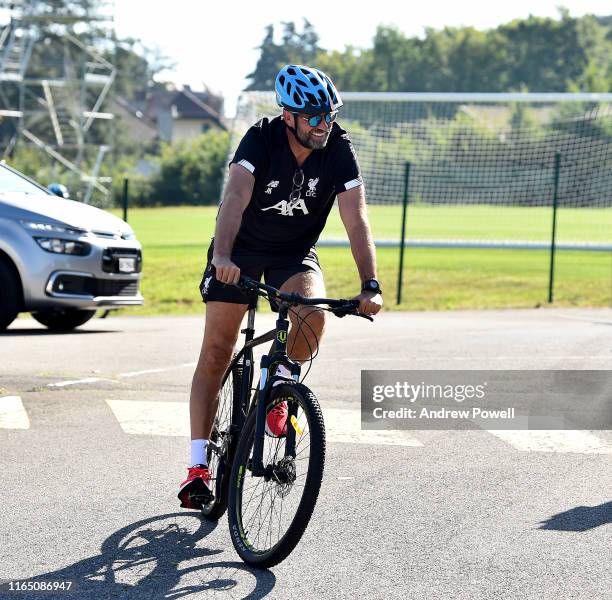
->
<box><xmin>251</xmin><ymin>308</ymin><xmax>301</xmax><ymax>478</ymax></box>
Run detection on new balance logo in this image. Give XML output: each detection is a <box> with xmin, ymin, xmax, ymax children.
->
<box><xmin>265</xmin><ymin>180</ymin><xmax>279</xmax><ymax>194</ymax></box>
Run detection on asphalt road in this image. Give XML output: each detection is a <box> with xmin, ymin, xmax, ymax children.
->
<box><xmin>0</xmin><ymin>308</ymin><xmax>611</xmax><ymax>600</ymax></box>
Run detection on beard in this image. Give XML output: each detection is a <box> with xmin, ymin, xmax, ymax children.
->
<box><xmin>296</xmin><ymin>124</ymin><xmax>330</xmax><ymax>149</ymax></box>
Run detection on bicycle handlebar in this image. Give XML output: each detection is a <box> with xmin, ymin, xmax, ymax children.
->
<box><xmin>236</xmin><ymin>275</ymin><xmax>374</xmax><ymax>321</ymax></box>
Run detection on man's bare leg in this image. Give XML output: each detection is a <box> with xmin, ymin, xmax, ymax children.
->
<box><xmin>279</xmin><ymin>271</ymin><xmax>327</xmax><ymax>362</ymax></box>
<box><xmin>190</xmin><ymin>301</ymin><xmax>248</xmax><ymax>441</ymax></box>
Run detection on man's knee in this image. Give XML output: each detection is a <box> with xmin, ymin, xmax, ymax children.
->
<box><xmin>305</xmin><ymin>308</ymin><xmax>326</xmax><ymax>337</ymax></box>
<box><xmin>194</xmin><ymin>340</ymin><xmax>235</xmax><ymax>380</ymax></box>
<box><xmin>290</xmin><ymin>308</ymin><xmax>326</xmax><ymax>349</ymax></box>
<box><xmin>194</xmin><ymin>301</ymin><xmax>246</xmax><ymax>378</ymax></box>
<box><xmin>210</xmin><ymin>341</ymin><xmax>236</xmax><ymax>369</ymax></box>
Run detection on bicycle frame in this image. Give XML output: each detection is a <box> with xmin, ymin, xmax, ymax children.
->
<box><xmin>229</xmin><ymin>302</ymin><xmax>302</xmax><ymax>478</ymax></box>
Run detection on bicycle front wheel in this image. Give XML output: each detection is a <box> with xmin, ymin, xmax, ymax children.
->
<box><xmin>228</xmin><ymin>382</ymin><xmax>326</xmax><ymax>568</ymax></box>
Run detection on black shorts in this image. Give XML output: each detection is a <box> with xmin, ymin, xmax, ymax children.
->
<box><xmin>199</xmin><ymin>239</ymin><xmax>323</xmax><ymax>308</ymax></box>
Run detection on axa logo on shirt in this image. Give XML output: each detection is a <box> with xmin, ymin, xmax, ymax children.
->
<box><xmin>262</xmin><ymin>197</ymin><xmax>309</xmax><ymax>217</ymax></box>
<box><xmin>261</xmin><ymin>175</ymin><xmax>319</xmax><ymax>217</ymax></box>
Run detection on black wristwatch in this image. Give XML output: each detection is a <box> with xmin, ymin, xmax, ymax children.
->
<box><xmin>362</xmin><ymin>278</ymin><xmax>382</xmax><ymax>295</ymax></box>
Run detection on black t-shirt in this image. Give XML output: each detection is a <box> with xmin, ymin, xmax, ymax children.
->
<box><xmin>228</xmin><ymin>115</ymin><xmax>362</xmax><ymax>254</ymax></box>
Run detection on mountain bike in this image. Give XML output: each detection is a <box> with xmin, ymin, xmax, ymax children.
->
<box><xmin>198</xmin><ymin>275</ymin><xmax>372</xmax><ymax>568</ymax></box>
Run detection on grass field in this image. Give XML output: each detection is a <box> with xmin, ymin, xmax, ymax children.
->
<box><xmin>113</xmin><ymin>204</ymin><xmax>612</xmax><ymax>244</ymax></box>
<box><xmin>109</xmin><ymin>205</ymin><xmax>612</xmax><ymax>315</ymax></box>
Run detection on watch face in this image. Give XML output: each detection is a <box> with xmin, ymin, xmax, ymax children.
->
<box><xmin>364</xmin><ymin>279</ymin><xmax>380</xmax><ymax>292</ymax></box>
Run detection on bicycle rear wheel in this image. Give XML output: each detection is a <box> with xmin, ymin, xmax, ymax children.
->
<box><xmin>201</xmin><ymin>359</ymin><xmax>246</xmax><ymax>520</ymax></box>
<box><xmin>228</xmin><ymin>382</ymin><xmax>325</xmax><ymax>568</ymax></box>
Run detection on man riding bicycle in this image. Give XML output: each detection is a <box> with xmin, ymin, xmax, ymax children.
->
<box><xmin>179</xmin><ymin>64</ymin><xmax>383</xmax><ymax>509</ymax></box>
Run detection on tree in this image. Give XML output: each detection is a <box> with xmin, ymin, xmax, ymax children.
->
<box><xmin>245</xmin><ymin>25</ymin><xmax>285</xmax><ymax>91</ymax></box>
<box><xmin>245</xmin><ymin>19</ymin><xmax>324</xmax><ymax>90</ymax></box>
<box><xmin>306</xmin><ymin>12</ymin><xmax>612</xmax><ymax>94</ymax></box>
<box><xmin>149</xmin><ymin>130</ymin><xmax>231</xmax><ymax>205</ymax></box>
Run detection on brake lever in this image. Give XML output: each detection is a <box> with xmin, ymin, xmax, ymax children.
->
<box><xmin>234</xmin><ymin>278</ymin><xmax>252</xmax><ymax>292</ymax></box>
<box><xmin>330</xmin><ymin>303</ymin><xmax>374</xmax><ymax>322</ymax></box>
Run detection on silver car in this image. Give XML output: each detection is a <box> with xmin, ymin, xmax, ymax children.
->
<box><xmin>0</xmin><ymin>162</ymin><xmax>143</xmax><ymax>331</ymax></box>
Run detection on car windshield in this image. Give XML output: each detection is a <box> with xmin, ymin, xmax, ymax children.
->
<box><xmin>0</xmin><ymin>163</ymin><xmax>49</xmax><ymax>195</ymax></box>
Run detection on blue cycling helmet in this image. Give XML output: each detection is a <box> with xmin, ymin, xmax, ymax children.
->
<box><xmin>48</xmin><ymin>183</ymin><xmax>69</xmax><ymax>198</ymax></box>
<box><xmin>275</xmin><ymin>64</ymin><xmax>343</xmax><ymax>115</ymax></box>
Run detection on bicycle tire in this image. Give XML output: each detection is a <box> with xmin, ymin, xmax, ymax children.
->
<box><xmin>201</xmin><ymin>359</ymin><xmax>246</xmax><ymax>520</ymax></box>
<box><xmin>228</xmin><ymin>382</ymin><xmax>325</xmax><ymax>568</ymax></box>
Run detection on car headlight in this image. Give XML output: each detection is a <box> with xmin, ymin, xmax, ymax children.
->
<box><xmin>20</xmin><ymin>220</ymin><xmax>86</xmax><ymax>236</ymax></box>
<box><xmin>34</xmin><ymin>237</ymin><xmax>91</xmax><ymax>256</ymax></box>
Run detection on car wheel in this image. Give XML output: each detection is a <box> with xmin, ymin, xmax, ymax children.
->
<box><xmin>31</xmin><ymin>308</ymin><xmax>97</xmax><ymax>332</ymax></box>
<box><xmin>0</xmin><ymin>261</ymin><xmax>20</xmax><ymax>331</ymax></box>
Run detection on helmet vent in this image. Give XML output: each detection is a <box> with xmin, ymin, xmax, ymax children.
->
<box><xmin>326</xmin><ymin>83</ymin><xmax>337</xmax><ymax>101</ymax></box>
<box><xmin>279</xmin><ymin>75</ymin><xmax>285</xmax><ymax>85</ymax></box>
<box><xmin>287</xmin><ymin>67</ymin><xmax>296</xmax><ymax>75</ymax></box>
<box><xmin>304</xmin><ymin>92</ymin><xmax>317</xmax><ymax>105</ymax></box>
<box><xmin>296</xmin><ymin>78</ymin><xmax>309</xmax><ymax>87</ymax></box>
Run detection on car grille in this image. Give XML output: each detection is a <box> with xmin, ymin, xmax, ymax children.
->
<box><xmin>51</xmin><ymin>275</ymin><xmax>139</xmax><ymax>297</ymax></box>
<box><xmin>102</xmin><ymin>247</ymin><xmax>143</xmax><ymax>274</ymax></box>
<box><xmin>96</xmin><ymin>279</ymin><xmax>139</xmax><ymax>297</ymax></box>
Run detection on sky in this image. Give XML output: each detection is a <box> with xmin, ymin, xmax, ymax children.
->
<box><xmin>116</xmin><ymin>1</ymin><xmax>610</xmax><ymax>116</ymax></box>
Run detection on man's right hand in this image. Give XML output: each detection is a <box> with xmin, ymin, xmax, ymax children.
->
<box><xmin>211</xmin><ymin>255</ymin><xmax>241</xmax><ymax>284</ymax></box>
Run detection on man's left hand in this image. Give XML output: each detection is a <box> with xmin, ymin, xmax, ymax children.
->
<box><xmin>353</xmin><ymin>291</ymin><xmax>383</xmax><ymax>316</ymax></box>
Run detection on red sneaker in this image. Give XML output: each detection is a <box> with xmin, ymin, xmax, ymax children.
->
<box><xmin>265</xmin><ymin>401</ymin><xmax>288</xmax><ymax>437</ymax></box>
<box><xmin>178</xmin><ymin>465</ymin><xmax>213</xmax><ymax>509</ymax></box>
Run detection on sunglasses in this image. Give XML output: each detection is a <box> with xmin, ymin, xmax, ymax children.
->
<box><xmin>289</xmin><ymin>169</ymin><xmax>304</xmax><ymax>202</ymax></box>
<box><xmin>295</xmin><ymin>111</ymin><xmax>338</xmax><ymax>128</ymax></box>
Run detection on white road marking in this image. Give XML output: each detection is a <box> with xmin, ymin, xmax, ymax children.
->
<box><xmin>0</xmin><ymin>396</ymin><xmax>30</xmax><ymax>429</ymax></box>
<box><xmin>325</xmin><ymin>407</ymin><xmax>423</xmax><ymax>446</ymax></box>
<box><xmin>118</xmin><ymin>369</ymin><xmax>168</xmax><ymax>378</ymax></box>
<box><xmin>118</xmin><ymin>363</ymin><xmax>196</xmax><ymax>378</ymax></box>
<box><xmin>488</xmin><ymin>429</ymin><xmax>612</xmax><ymax>454</ymax></box>
<box><xmin>46</xmin><ymin>362</ymin><xmax>198</xmax><ymax>387</ymax></box>
<box><xmin>47</xmin><ymin>377</ymin><xmax>109</xmax><ymax>388</ymax></box>
<box><xmin>106</xmin><ymin>400</ymin><xmax>189</xmax><ymax>436</ymax></box>
<box><xmin>105</xmin><ymin>400</ymin><xmax>423</xmax><ymax>446</ymax></box>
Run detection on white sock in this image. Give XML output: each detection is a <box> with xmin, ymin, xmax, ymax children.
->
<box><xmin>191</xmin><ymin>439</ymin><xmax>209</xmax><ymax>467</ymax></box>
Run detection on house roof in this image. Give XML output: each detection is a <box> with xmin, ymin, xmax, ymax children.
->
<box><xmin>110</xmin><ymin>95</ymin><xmax>158</xmax><ymax>131</ymax></box>
<box><xmin>145</xmin><ymin>87</ymin><xmax>226</xmax><ymax>130</ymax></box>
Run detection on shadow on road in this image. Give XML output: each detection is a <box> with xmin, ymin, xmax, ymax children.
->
<box><xmin>11</xmin><ymin>513</ymin><xmax>276</xmax><ymax>599</ymax></box>
<box><xmin>539</xmin><ymin>501</ymin><xmax>612</xmax><ymax>532</ymax></box>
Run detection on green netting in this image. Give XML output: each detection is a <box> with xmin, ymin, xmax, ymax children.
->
<box><xmin>231</xmin><ymin>93</ymin><xmax>612</xmax><ymax>248</ymax></box>
<box><xmin>233</xmin><ymin>93</ymin><xmax>611</xmax><ymax>206</ymax></box>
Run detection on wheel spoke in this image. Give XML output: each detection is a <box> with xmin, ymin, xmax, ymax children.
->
<box><xmin>230</xmin><ymin>385</ymin><xmax>325</xmax><ymax>561</ymax></box>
